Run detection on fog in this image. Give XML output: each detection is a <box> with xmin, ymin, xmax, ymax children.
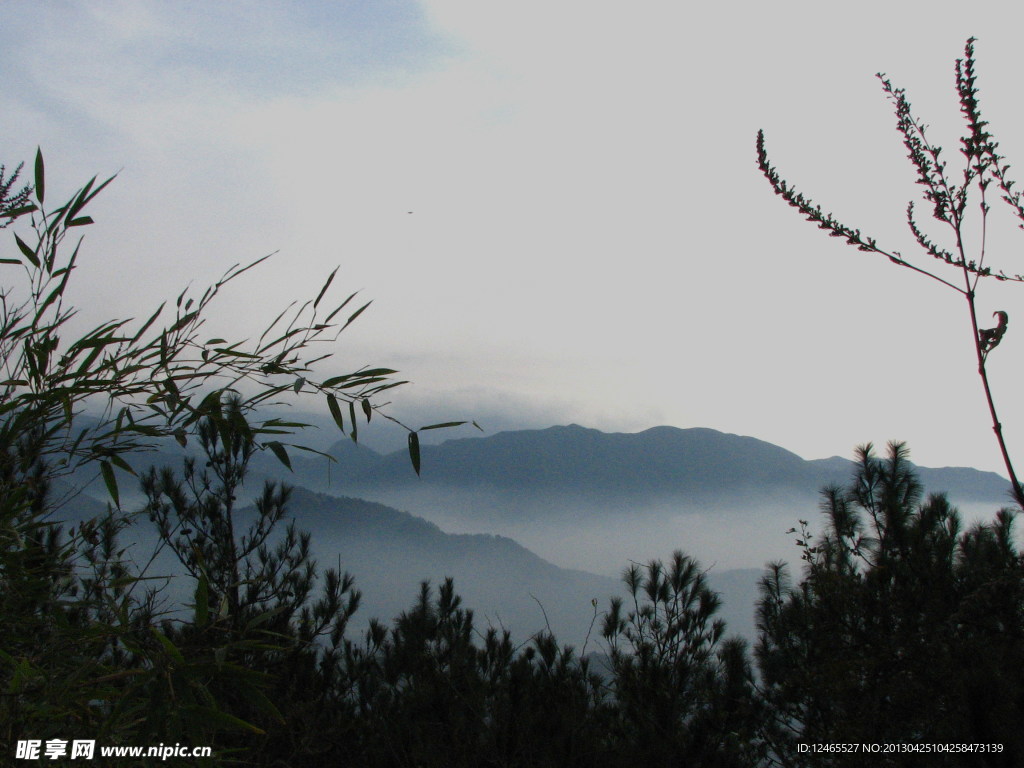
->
<box><xmin>64</xmin><ymin>459</ymin><xmax>1017</xmax><ymax>649</ymax></box>
<box><xmin>338</xmin><ymin>484</ymin><xmax>835</xmax><ymax>576</ymax></box>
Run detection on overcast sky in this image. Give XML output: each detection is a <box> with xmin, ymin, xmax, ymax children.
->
<box><xmin>4</xmin><ymin>1</ymin><xmax>1024</xmax><ymax>474</ymax></box>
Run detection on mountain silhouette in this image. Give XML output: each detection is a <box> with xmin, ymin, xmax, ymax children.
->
<box><xmin>308</xmin><ymin>424</ymin><xmax>1009</xmax><ymax>504</ymax></box>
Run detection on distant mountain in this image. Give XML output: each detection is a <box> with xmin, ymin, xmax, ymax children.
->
<box><xmin>305</xmin><ymin>424</ymin><xmax>1009</xmax><ymax>505</ymax></box>
<box><xmin>807</xmin><ymin>455</ymin><xmax>1017</xmax><ymax>505</ymax></box>
<box><xmin>69</xmin><ymin>421</ymin><xmax>1010</xmax><ymax>509</ymax></box>
<box><xmin>279</xmin><ymin>487</ymin><xmax>616</xmax><ymax>641</ymax></box>
<box><xmin>271</xmin><ymin>487</ymin><xmax>763</xmax><ymax>644</ymax></box>
<box><xmin>52</xmin><ymin>422</ymin><xmax>1011</xmax><ymax>647</ymax></box>
<box><xmin>54</xmin><ymin>481</ymin><xmax>760</xmax><ymax>644</ymax></box>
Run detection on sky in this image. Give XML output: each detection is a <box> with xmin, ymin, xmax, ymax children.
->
<box><xmin>4</xmin><ymin>1</ymin><xmax>1024</xmax><ymax>474</ymax></box>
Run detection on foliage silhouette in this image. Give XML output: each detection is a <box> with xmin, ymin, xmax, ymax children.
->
<box><xmin>0</xmin><ymin>148</ymin><xmax>459</xmax><ymax>759</ymax></box>
<box><xmin>601</xmin><ymin>552</ymin><xmax>767</xmax><ymax>766</ymax></box>
<box><xmin>758</xmin><ymin>38</ymin><xmax>1024</xmax><ymax>508</ymax></box>
<box><xmin>757</xmin><ymin>443</ymin><xmax>1024</xmax><ymax>766</ymax></box>
<box><xmin>0</xmin><ymin>160</ymin><xmax>30</xmax><ymax>226</ymax></box>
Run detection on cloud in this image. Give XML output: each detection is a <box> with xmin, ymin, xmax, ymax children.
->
<box><xmin>4</xmin><ymin>0</ymin><xmax>1024</xmax><ymax>475</ymax></box>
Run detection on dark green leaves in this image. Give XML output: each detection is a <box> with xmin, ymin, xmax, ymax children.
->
<box><xmin>419</xmin><ymin>421</ymin><xmax>467</xmax><ymax>431</ymax></box>
<box><xmin>313</xmin><ymin>266</ymin><xmax>338</xmax><ymax>310</ymax></box>
<box><xmin>99</xmin><ymin>461</ymin><xmax>119</xmax><ymax>506</ymax></box>
<box><xmin>408</xmin><ymin>430</ymin><xmax>421</xmax><ymax>476</ymax></box>
<box><xmin>194</xmin><ymin>573</ymin><xmax>209</xmax><ymax>626</ymax></box>
<box><xmin>266</xmin><ymin>441</ymin><xmax>292</xmax><ymax>470</ymax></box>
<box><xmin>34</xmin><ymin>148</ymin><xmax>44</xmax><ymax>205</ymax></box>
<box><xmin>14</xmin><ymin>233</ymin><xmax>39</xmax><ymax>268</ymax></box>
<box><xmin>327</xmin><ymin>393</ymin><xmax>345</xmax><ymax>433</ymax></box>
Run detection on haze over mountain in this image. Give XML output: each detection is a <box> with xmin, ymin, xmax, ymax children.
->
<box><xmin>281</xmin><ymin>487</ymin><xmax>766</xmax><ymax>644</ymax></box>
<box><xmin>314</xmin><ymin>423</ymin><xmax>1010</xmax><ymax>500</ymax></box>
<box><xmin>262</xmin><ymin>424</ymin><xmax>1007</xmax><ymax>571</ymax></box>
<box><xmin>85</xmin><ymin>422</ymin><xmax>1012</xmax><ymax>571</ymax></box>
<box><xmin>79</xmin><ymin>413</ymin><xmax>1010</xmax><ymax>507</ymax></box>
<box><xmin>63</xmin><ymin>421</ymin><xmax>1012</xmax><ymax>644</ymax></box>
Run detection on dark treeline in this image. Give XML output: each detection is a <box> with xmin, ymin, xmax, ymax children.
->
<box><xmin>6</xmin><ymin>417</ymin><xmax>1024</xmax><ymax>767</ymax></box>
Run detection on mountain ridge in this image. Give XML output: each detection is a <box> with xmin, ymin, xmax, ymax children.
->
<box><xmin>315</xmin><ymin>423</ymin><xmax>1009</xmax><ymax>503</ymax></box>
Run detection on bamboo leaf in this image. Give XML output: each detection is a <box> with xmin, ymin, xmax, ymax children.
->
<box><xmin>185</xmin><ymin>705</ymin><xmax>266</xmax><ymax>734</ymax></box>
<box><xmin>130</xmin><ymin>302</ymin><xmax>165</xmax><ymax>344</ymax></box>
<box><xmin>245</xmin><ymin>605</ymin><xmax>288</xmax><ymax>632</ymax></box>
<box><xmin>99</xmin><ymin>461</ymin><xmax>119</xmax><ymax>506</ymax></box>
<box><xmin>108</xmin><ymin>453</ymin><xmax>136</xmax><ymax>476</ymax></box>
<box><xmin>313</xmin><ymin>266</ymin><xmax>338</xmax><ymax>310</ymax></box>
<box><xmin>168</xmin><ymin>310</ymin><xmax>198</xmax><ymax>335</ymax></box>
<box><xmin>327</xmin><ymin>393</ymin><xmax>344</xmax><ymax>433</ymax></box>
<box><xmin>14</xmin><ymin>234</ymin><xmax>39</xmax><ymax>268</ymax></box>
<box><xmin>195</xmin><ymin>573</ymin><xmax>209</xmax><ymax>626</ymax></box>
<box><xmin>340</xmin><ymin>300</ymin><xmax>372</xmax><ymax>332</ymax></box>
<box><xmin>80</xmin><ymin>173</ymin><xmax>116</xmax><ymax>207</ymax></box>
<box><xmin>192</xmin><ymin>705</ymin><xmax>267</xmax><ymax>734</ymax></box>
<box><xmin>322</xmin><ymin>374</ymin><xmax>354</xmax><ymax>388</ymax></box>
<box><xmin>266</xmin><ymin>441</ymin><xmax>292</xmax><ymax>470</ymax></box>
<box><xmin>408</xmin><ymin>431</ymin><xmax>421</xmax><ymax>476</ymax></box>
<box><xmin>361</xmin><ymin>397</ymin><xmax>372</xmax><ymax>422</ymax></box>
<box><xmin>34</xmin><ymin>147</ymin><xmax>44</xmax><ymax>204</ymax></box>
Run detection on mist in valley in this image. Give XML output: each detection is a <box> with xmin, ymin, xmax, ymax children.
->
<box><xmin>335</xmin><ymin>484</ymin><xmax>816</xmax><ymax>576</ymax></box>
<box><xmin>65</xmin><ymin>418</ymin><xmax>1018</xmax><ymax>652</ymax></box>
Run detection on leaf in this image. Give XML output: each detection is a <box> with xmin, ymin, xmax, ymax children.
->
<box><xmin>323</xmin><ymin>290</ymin><xmax>359</xmax><ymax>325</ymax></box>
<box><xmin>245</xmin><ymin>605</ymin><xmax>288</xmax><ymax>632</ymax></box>
<box><xmin>232</xmin><ymin>684</ymin><xmax>285</xmax><ymax>725</ymax></box>
<box><xmin>361</xmin><ymin>398</ymin><xmax>372</xmax><ymax>422</ymax></box>
<box><xmin>129</xmin><ymin>302</ymin><xmax>165</xmax><ymax>344</ymax></box>
<box><xmin>34</xmin><ymin>147</ymin><xmax>44</xmax><ymax>204</ymax></box>
<box><xmin>99</xmin><ymin>460</ymin><xmax>119</xmax><ymax>507</ymax></box>
<box><xmin>340</xmin><ymin>300</ymin><xmax>372</xmax><ymax>332</ymax></box>
<box><xmin>185</xmin><ymin>706</ymin><xmax>266</xmax><ymax>735</ymax></box>
<box><xmin>419</xmin><ymin>421</ymin><xmax>466</xmax><ymax>431</ymax></box>
<box><xmin>322</xmin><ymin>374</ymin><xmax>353</xmax><ymax>388</ymax></box>
<box><xmin>67</xmin><ymin>216</ymin><xmax>94</xmax><ymax>227</ymax></box>
<box><xmin>348</xmin><ymin>400</ymin><xmax>357</xmax><ymax>442</ymax></box>
<box><xmin>168</xmin><ymin>310</ymin><xmax>198</xmax><ymax>335</ymax></box>
<box><xmin>408</xmin><ymin>431</ymin><xmax>421</xmax><ymax>476</ymax></box>
<box><xmin>108</xmin><ymin>453</ymin><xmax>136</xmax><ymax>476</ymax></box>
<box><xmin>266</xmin><ymin>441</ymin><xmax>292</xmax><ymax>470</ymax></box>
<box><xmin>151</xmin><ymin>628</ymin><xmax>185</xmax><ymax>664</ymax></box>
<box><xmin>14</xmin><ymin>234</ymin><xmax>39</xmax><ymax>268</ymax></box>
<box><xmin>195</xmin><ymin>573</ymin><xmax>209</xmax><ymax>626</ymax></box>
<box><xmin>327</xmin><ymin>393</ymin><xmax>344</xmax><ymax>433</ymax></box>
<box><xmin>313</xmin><ymin>266</ymin><xmax>338</xmax><ymax>310</ymax></box>
<box><xmin>1</xmin><ymin>204</ymin><xmax>37</xmax><ymax>219</ymax></box>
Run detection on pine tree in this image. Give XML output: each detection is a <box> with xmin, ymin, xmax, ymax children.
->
<box><xmin>756</xmin><ymin>443</ymin><xmax>1024</xmax><ymax>766</ymax></box>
